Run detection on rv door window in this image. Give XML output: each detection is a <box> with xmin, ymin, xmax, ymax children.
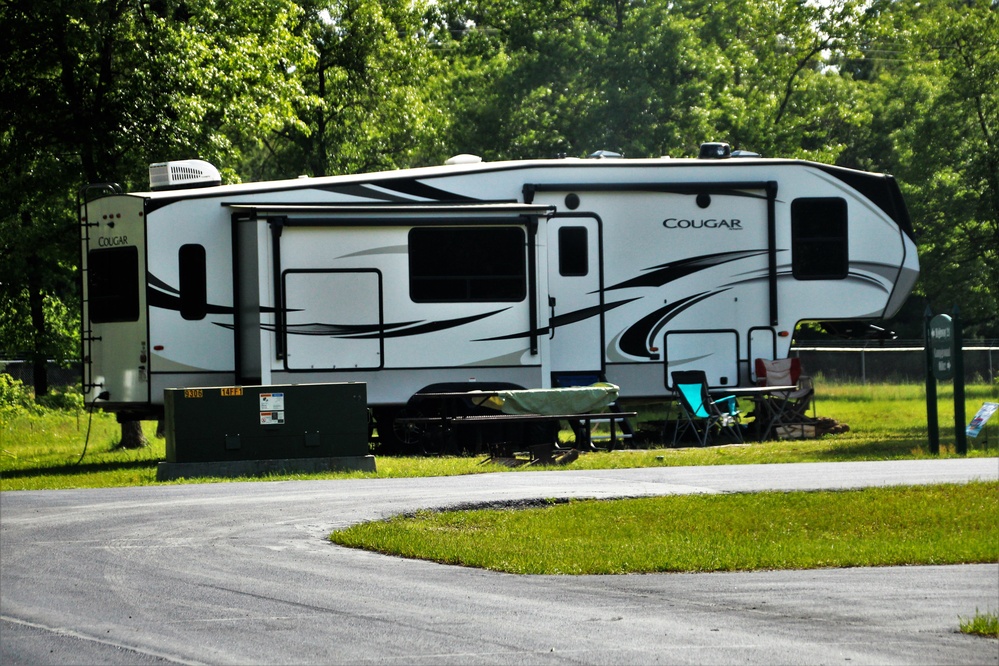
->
<box><xmin>88</xmin><ymin>246</ymin><xmax>140</xmax><ymax>323</ymax></box>
<box><xmin>409</xmin><ymin>227</ymin><xmax>526</xmax><ymax>302</ymax></box>
<box><xmin>178</xmin><ymin>244</ymin><xmax>207</xmax><ymax>320</ymax></box>
<box><xmin>791</xmin><ymin>198</ymin><xmax>848</xmax><ymax>280</ymax></box>
<box><xmin>558</xmin><ymin>226</ymin><xmax>589</xmax><ymax>276</ymax></box>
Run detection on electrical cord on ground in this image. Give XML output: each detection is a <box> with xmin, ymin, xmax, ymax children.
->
<box><xmin>76</xmin><ymin>390</ymin><xmax>109</xmax><ymax>466</ymax></box>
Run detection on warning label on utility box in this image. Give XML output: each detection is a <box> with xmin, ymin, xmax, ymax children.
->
<box><xmin>259</xmin><ymin>393</ymin><xmax>285</xmax><ymax>425</ymax></box>
<box><xmin>260</xmin><ymin>411</ymin><xmax>285</xmax><ymax>425</ymax></box>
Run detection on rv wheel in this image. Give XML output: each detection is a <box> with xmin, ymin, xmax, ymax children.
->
<box><xmin>392</xmin><ymin>407</ymin><xmax>427</xmax><ymax>448</ymax></box>
<box><xmin>372</xmin><ymin>407</ymin><xmax>429</xmax><ymax>455</ymax></box>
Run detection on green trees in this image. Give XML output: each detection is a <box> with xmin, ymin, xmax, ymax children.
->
<box><xmin>0</xmin><ymin>0</ymin><xmax>316</xmax><ymax>395</ymax></box>
<box><xmin>1</xmin><ymin>0</ymin><xmax>996</xmax><ymax>401</ymax></box>
<box><xmin>898</xmin><ymin>1</ymin><xmax>997</xmax><ymax>336</ymax></box>
<box><xmin>845</xmin><ymin>0</ymin><xmax>998</xmax><ymax>336</ymax></box>
<box><xmin>253</xmin><ymin>0</ymin><xmax>442</xmax><ymax>178</ymax></box>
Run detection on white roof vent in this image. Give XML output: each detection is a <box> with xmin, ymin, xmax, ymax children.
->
<box><xmin>149</xmin><ymin>160</ymin><xmax>222</xmax><ymax>191</ymax></box>
<box><xmin>444</xmin><ymin>154</ymin><xmax>482</xmax><ymax>165</ymax></box>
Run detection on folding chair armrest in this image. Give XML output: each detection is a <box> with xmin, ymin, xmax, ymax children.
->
<box><xmin>713</xmin><ymin>395</ymin><xmax>739</xmax><ymax>415</ymax></box>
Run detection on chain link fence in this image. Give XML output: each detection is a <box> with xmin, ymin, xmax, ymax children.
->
<box><xmin>791</xmin><ymin>340</ymin><xmax>998</xmax><ymax>384</ymax></box>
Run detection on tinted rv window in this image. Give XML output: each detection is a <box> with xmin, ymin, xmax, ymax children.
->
<box><xmin>558</xmin><ymin>226</ymin><xmax>588</xmax><ymax>276</ymax></box>
<box><xmin>179</xmin><ymin>244</ymin><xmax>207</xmax><ymax>320</ymax></box>
<box><xmin>791</xmin><ymin>198</ymin><xmax>848</xmax><ymax>280</ymax></box>
<box><xmin>88</xmin><ymin>246</ymin><xmax>140</xmax><ymax>323</ymax></box>
<box><xmin>409</xmin><ymin>227</ymin><xmax>526</xmax><ymax>302</ymax></box>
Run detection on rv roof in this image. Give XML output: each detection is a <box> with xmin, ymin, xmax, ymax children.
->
<box><xmin>132</xmin><ymin>154</ymin><xmax>787</xmax><ymax>199</ymax></box>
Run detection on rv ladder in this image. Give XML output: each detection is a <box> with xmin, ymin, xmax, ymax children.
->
<box><xmin>77</xmin><ymin>183</ymin><xmax>123</xmax><ymax>394</ymax></box>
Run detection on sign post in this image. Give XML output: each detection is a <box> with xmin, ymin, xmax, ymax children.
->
<box><xmin>925</xmin><ymin>307</ymin><xmax>967</xmax><ymax>455</ymax></box>
<box><xmin>925</xmin><ymin>308</ymin><xmax>941</xmax><ymax>454</ymax></box>
<box><xmin>952</xmin><ymin>308</ymin><xmax>967</xmax><ymax>455</ymax></box>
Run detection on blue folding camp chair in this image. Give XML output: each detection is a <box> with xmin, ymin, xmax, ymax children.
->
<box><xmin>670</xmin><ymin>370</ymin><xmax>743</xmax><ymax>446</ymax></box>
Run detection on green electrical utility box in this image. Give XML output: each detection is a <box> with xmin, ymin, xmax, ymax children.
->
<box><xmin>159</xmin><ymin>382</ymin><xmax>371</xmax><ymax>479</ymax></box>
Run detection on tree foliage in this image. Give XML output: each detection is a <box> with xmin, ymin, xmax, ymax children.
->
<box><xmin>853</xmin><ymin>0</ymin><xmax>998</xmax><ymax>336</ymax></box>
<box><xmin>1</xmin><ymin>0</ymin><xmax>997</xmax><ymax>396</ymax></box>
<box><xmin>0</xmin><ymin>0</ymin><xmax>316</xmax><ymax>395</ymax></box>
<box><xmin>250</xmin><ymin>0</ymin><xmax>443</xmax><ymax>178</ymax></box>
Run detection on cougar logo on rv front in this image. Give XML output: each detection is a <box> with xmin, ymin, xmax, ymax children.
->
<box><xmin>97</xmin><ymin>235</ymin><xmax>129</xmax><ymax>247</ymax></box>
<box><xmin>662</xmin><ymin>218</ymin><xmax>743</xmax><ymax>230</ymax></box>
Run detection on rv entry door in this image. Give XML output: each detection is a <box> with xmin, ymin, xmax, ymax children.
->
<box><xmin>547</xmin><ymin>216</ymin><xmax>603</xmax><ymax>381</ymax></box>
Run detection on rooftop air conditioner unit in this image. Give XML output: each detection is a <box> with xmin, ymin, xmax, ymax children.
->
<box><xmin>149</xmin><ymin>160</ymin><xmax>222</xmax><ymax>191</ymax></box>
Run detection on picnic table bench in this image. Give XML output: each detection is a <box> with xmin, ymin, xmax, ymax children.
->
<box><xmin>394</xmin><ymin>385</ymin><xmax>635</xmax><ymax>461</ymax></box>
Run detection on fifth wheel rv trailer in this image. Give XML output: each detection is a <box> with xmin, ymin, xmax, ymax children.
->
<box><xmin>80</xmin><ymin>145</ymin><xmax>919</xmax><ymax>447</ymax></box>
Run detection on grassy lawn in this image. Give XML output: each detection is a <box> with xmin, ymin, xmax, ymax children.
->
<box><xmin>329</xmin><ymin>481</ymin><xmax>999</xmax><ymax>574</ymax></box>
<box><xmin>1</xmin><ymin>381</ymin><xmax>996</xmax><ymax>491</ymax></box>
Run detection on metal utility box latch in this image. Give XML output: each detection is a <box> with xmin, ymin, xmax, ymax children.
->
<box><xmin>163</xmin><ymin>383</ymin><xmax>367</xmax><ymax>463</ymax></box>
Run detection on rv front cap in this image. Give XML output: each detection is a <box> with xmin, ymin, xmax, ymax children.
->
<box><xmin>663</xmin><ymin>218</ymin><xmax>743</xmax><ymax>230</ymax></box>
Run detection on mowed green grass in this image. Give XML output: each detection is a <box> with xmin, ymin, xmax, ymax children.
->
<box><xmin>1</xmin><ymin>382</ymin><xmax>996</xmax><ymax>491</ymax></box>
<box><xmin>330</xmin><ymin>481</ymin><xmax>999</xmax><ymax>574</ymax></box>
<box><xmin>0</xmin><ymin>410</ymin><xmax>165</xmax><ymax>490</ymax></box>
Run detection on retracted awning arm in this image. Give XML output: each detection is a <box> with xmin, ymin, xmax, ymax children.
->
<box><xmin>223</xmin><ymin>201</ymin><xmax>556</xmax><ymax>221</ymax></box>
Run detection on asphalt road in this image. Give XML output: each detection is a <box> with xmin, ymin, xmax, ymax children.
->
<box><xmin>2</xmin><ymin>458</ymin><xmax>997</xmax><ymax>665</ymax></box>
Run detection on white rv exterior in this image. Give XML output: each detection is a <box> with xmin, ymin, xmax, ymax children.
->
<box><xmin>80</xmin><ymin>150</ymin><xmax>919</xmax><ymax>437</ymax></box>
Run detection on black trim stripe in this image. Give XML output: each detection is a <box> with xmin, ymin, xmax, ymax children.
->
<box><xmin>606</xmin><ymin>250</ymin><xmax>770</xmax><ymax>291</ymax></box>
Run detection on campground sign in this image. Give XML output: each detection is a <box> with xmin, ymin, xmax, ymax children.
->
<box><xmin>928</xmin><ymin>314</ymin><xmax>955</xmax><ymax>380</ymax></box>
<box><xmin>924</xmin><ymin>308</ymin><xmax>967</xmax><ymax>455</ymax></box>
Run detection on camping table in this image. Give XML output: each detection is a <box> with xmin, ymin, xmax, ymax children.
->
<box><xmin>716</xmin><ymin>385</ymin><xmax>798</xmax><ymax>441</ymax></box>
<box><xmin>665</xmin><ymin>385</ymin><xmax>798</xmax><ymax>442</ymax></box>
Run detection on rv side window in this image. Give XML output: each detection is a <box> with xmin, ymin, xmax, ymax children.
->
<box><xmin>88</xmin><ymin>247</ymin><xmax>140</xmax><ymax>323</ymax></box>
<box><xmin>409</xmin><ymin>227</ymin><xmax>526</xmax><ymax>302</ymax></box>
<box><xmin>558</xmin><ymin>226</ymin><xmax>588</xmax><ymax>276</ymax></box>
<box><xmin>791</xmin><ymin>198</ymin><xmax>848</xmax><ymax>280</ymax></box>
<box><xmin>178</xmin><ymin>244</ymin><xmax>207</xmax><ymax>320</ymax></box>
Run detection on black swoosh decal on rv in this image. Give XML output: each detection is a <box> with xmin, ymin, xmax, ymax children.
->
<box><xmin>618</xmin><ymin>292</ymin><xmax>719</xmax><ymax>358</ymax></box>
<box><xmin>318</xmin><ymin>178</ymin><xmax>481</xmax><ymax>203</ymax></box>
<box><xmin>315</xmin><ymin>184</ymin><xmax>418</xmax><ymax>202</ymax></box>
<box><xmin>147</xmin><ymin>285</ymin><xmax>236</xmax><ymax>315</ymax></box>
<box><xmin>375</xmin><ymin>178</ymin><xmax>479</xmax><ymax>202</ymax></box>
<box><xmin>606</xmin><ymin>250</ymin><xmax>771</xmax><ymax>291</ymax></box>
<box><xmin>147</xmin><ymin>273</ymin><xmax>178</xmax><ymax>295</ymax></box>
<box><xmin>282</xmin><ymin>321</ymin><xmax>417</xmax><ymax>336</ymax></box>
<box><xmin>475</xmin><ymin>299</ymin><xmax>639</xmax><ymax>342</ymax></box>
<box><xmin>350</xmin><ymin>309</ymin><xmax>510</xmax><ymax>339</ymax></box>
<box><xmin>216</xmin><ymin>308</ymin><xmax>512</xmax><ymax>338</ymax></box>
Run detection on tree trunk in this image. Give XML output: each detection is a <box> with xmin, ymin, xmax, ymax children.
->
<box><xmin>24</xmin><ymin>211</ymin><xmax>48</xmax><ymax>398</ymax></box>
<box><xmin>119</xmin><ymin>420</ymin><xmax>148</xmax><ymax>449</ymax></box>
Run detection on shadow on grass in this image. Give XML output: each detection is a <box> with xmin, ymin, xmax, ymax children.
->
<box><xmin>807</xmin><ymin>435</ymin><xmax>996</xmax><ymax>460</ymax></box>
<box><xmin>809</xmin><ymin>438</ymin><xmax>929</xmax><ymax>461</ymax></box>
<box><xmin>0</xmin><ymin>458</ymin><xmax>161</xmax><ymax>479</ymax></box>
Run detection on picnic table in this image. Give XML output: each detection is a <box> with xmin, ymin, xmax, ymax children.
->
<box><xmin>394</xmin><ymin>385</ymin><xmax>635</xmax><ymax>461</ymax></box>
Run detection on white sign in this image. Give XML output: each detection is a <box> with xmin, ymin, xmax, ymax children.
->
<box><xmin>967</xmin><ymin>402</ymin><xmax>998</xmax><ymax>438</ymax></box>
<box><xmin>259</xmin><ymin>392</ymin><xmax>285</xmax><ymax>411</ymax></box>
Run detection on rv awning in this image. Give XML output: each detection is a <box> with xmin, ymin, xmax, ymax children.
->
<box><xmin>223</xmin><ymin>202</ymin><xmax>556</xmax><ymax>221</ymax></box>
